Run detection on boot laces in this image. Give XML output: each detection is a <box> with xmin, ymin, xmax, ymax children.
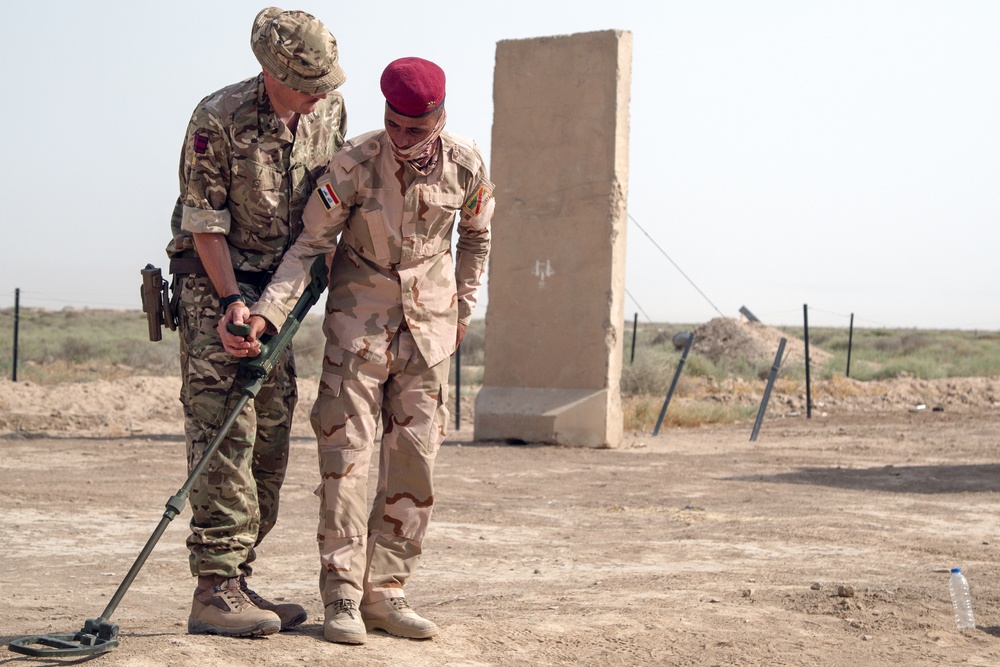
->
<box><xmin>388</xmin><ymin>597</ymin><xmax>411</xmax><ymax>612</ymax></box>
<box><xmin>331</xmin><ymin>599</ymin><xmax>358</xmax><ymax>618</ymax></box>
<box><xmin>214</xmin><ymin>581</ymin><xmax>249</xmax><ymax>611</ymax></box>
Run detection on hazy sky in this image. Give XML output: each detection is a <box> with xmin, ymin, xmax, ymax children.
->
<box><xmin>2</xmin><ymin>1</ymin><xmax>997</xmax><ymax>329</ymax></box>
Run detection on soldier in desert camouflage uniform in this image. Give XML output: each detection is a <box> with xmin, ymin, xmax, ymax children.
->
<box><xmin>223</xmin><ymin>57</ymin><xmax>494</xmax><ymax>644</ymax></box>
<box><xmin>165</xmin><ymin>6</ymin><xmax>347</xmax><ymax>638</ymax></box>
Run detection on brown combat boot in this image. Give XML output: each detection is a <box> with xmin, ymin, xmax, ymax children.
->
<box><xmin>361</xmin><ymin>597</ymin><xmax>438</xmax><ymax>639</ymax></box>
<box><xmin>188</xmin><ymin>576</ymin><xmax>281</xmax><ymax>637</ymax></box>
<box><xmin>239</xmin><ymin>575</ymin><xmax>308</xmax><ymax>631</ymax></box>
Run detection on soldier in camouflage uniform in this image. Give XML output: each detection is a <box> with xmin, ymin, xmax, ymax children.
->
<box><xmin>224</xmin><ymin>57</ymin><xmax>494</xmax><ymax>644</ymax></box>
<box><xmin>165</xmin><ymin>6</ymin><xmax>347</xmax><ymax>638</ymax></box>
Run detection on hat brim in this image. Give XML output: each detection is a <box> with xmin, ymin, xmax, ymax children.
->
<box><xmin>250</xmin><ymin>7</ymin><xmax>346</xmax><ymax>95</ymax></box>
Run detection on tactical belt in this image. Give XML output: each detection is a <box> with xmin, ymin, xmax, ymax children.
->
<box><xmin>169</xmin><ymin>256</ymin><xmax>274</xmax><ymax>292</ymax></box>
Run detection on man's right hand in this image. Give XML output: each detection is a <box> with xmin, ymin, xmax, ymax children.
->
<box><xmin>218</xmin><ymin>303</ymin><xmax>266</xmax><ymax>357</ymax></box>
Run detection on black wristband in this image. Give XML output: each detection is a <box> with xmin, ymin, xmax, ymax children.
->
<box><xmin>220</xmin><ymin>294</ymin><xmax>245</xmax><ymax>310</ymax></box>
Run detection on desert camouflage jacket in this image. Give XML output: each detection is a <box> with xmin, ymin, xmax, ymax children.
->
<box><xmin>166</xmin><ymin>73</ymin><xmax>347</xmax><ymax>273</ymax></box>
<box><xmin>253</xmin><ymin>129</ymin><xmax>494</xmax><ymax>367</ymax></box>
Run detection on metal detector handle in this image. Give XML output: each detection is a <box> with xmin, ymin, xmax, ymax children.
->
<box><xmin>225</xmin><ymin>255</ymin><xmax>329</xmax><ymax>377</ymax></box>
<box><xmin>226</xmin><ymin>322</ymin><xmax>252</xmax><ymax>337</ymax></box>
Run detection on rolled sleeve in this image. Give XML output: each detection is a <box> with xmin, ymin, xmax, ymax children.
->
<box><xmin>178</xmin><ymin>106</ymin><xmax>232</xmax><ymax>222</ymax></box>
<box><xmin>181</xmin><ymin>205</ymin><xmax>232</xmax><ymax>235</ymax></box>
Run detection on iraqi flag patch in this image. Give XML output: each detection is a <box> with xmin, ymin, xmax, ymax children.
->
<box><xmin>317</xmin><ymin>182</ymin><xmax>342</xmax><ymax>210</ymax></box>
<box><xmin>463</xmin><ymin>183</ymin><xmax>493</xmax><ymax>216</ymax></box>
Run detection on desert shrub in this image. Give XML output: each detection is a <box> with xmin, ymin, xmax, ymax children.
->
<box><xmin>622</xmin><ymin>396</ymin><xmax>661</xmax><ymax>429</ymax></box>
<box><xmin>899</xmin><ymin>332</ymin><xmax>932</xmax><ymax>354</ymax></box>
<box><xmin>60</xmin><ymin>338</ymin><xmax>95</xmax><ymax>363</ymax></box>
<box><xmin>866</xmin><ymin>331</ymin><xmax>933</xmax><ymax>356</ymax></box>
<box><xmin>729</xmin><ymin>356</ymin><xmax>775</xmax><ymax>382</ymax></box>
<box><xmin>620</xmin><ymin>358</ymin><xmax>671</xmax><ymax>397</ymax></box>
<box><xmin>814</xmin><ymin>356</ymin><xmax>849</xmax><ymax>380</ymax></box>
<box><xmin>650</xmin><ymin>329</ymin><xmax>675</xmax><ymax>347</ymax></box>
<box><xmin>809</xmin><ymin>329</ymin><xmax>849</xmax><ymax>350</ymax></box>
<box><xmin>949</xmin><ymin>355</ymin><xmax>1000</xmax><ymax>377</ymax></box>
<box><xmin>869</xmin><ymin>358</ymin><xmax>944</xmax><ymax>381</ymax></box>
<box><xmin>823</xmin><ymin>374</ymin><xmax>862</xmax><ymax>398</ymax></box>
<box><xmin>622</xmin><ymin>396</ymin><xmax>756</xmax><ymax>430</ymax></box>
<box><xmin>682</xmin><ymin>353</ymin><xmax>719</xmax><ymax>379</ymax></box>
<box><xmin>123</xmin><ymin>340</ymin><xmax>178</xmax><ymax>375</ymax></box>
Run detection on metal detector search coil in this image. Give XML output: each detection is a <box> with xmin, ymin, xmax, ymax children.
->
<box><xmin>8</xmin><ymin>618</ymin><xmax>119</xmax><ymax>657</ymax></box>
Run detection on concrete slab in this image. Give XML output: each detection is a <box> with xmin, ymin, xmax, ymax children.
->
<box><xmin>475</xmin><ymin>30</ymin><xmax>632</xmax><ymax>448</ymax></box>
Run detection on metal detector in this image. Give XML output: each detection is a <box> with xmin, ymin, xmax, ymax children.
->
<box><xmin>9</xmin><ymin>257</ymin><xmax>328</xmax><ymax>658</ymax></box>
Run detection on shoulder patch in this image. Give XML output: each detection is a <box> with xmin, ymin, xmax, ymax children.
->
<box><xmin>464</xmin><ymin>181</ymin><xmax>494</xmax><ymax>217</ymax></box>
<box><xmin>316</xmin><ymin>182</ymin><xmax>342</xmax><ymax>210</ymax></box>
<box><xmin>193</xmin><ymin>131</ymin><xmax>209</xmax><ymax>155</ymax></box>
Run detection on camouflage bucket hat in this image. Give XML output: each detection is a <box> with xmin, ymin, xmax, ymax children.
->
<box><xmin>251</xmin><ymin>7</ymin><xmax>346</xmax><ymax>95</ymax></box>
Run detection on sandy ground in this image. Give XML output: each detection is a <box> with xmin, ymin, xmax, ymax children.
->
<box><xmin>3</xmin><ymin>376</ymin><xmax>1000</xmax><ymax>666</ymax></box>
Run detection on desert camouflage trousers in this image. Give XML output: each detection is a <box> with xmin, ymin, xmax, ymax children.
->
<box><xmin>311</xmin><ymin>327</ymin><xmax>449</xmax><ymax>606</ymax></box>
<box><xmin>177</xmin><ymin>275</ymin><xmax>298</xmax><ymax>578</ymax></box>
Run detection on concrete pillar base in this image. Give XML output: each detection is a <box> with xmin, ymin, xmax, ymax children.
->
<box><xmin>474</xmin><ymin>386</ymin><xmax>621</xmax><ymax>448</ymax></box>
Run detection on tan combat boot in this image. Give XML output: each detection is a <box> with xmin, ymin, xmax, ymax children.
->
<box><xmin>188</xmin><ymin>576</ymin><xmax>281</xmax><ymax>637</ymax></box>
<box><xmin>323</xmin><ymin>599</ymin><xmax>366</xmax><ymax>644</ymax></box>
<box><xmin>239</xmin><ymin>575</ymin><xmax>307</xmax><ymax>631</ymax></box>
<box><xmin>361</xmin><ymin>597</ymin><xmax>439</xmax><ymax>639</ymax></box>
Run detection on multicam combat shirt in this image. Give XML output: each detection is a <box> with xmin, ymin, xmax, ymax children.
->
<box><xmin>253</xmin><ymin>129</ymin><xmax>494</xmax><ymax>368</ymax></box>
<box><xmin>166</xmin><ymin>73</ymin><xmax>347</xmax><ymax>273</ymax></box>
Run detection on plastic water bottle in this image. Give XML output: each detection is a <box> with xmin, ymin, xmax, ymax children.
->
<box><xmin>949</xmin><ymin>567</ymin><xmax>975</xmax><ymax>630</ymax></box>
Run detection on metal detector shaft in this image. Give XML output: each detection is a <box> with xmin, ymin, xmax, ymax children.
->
<box><xmin>8</xmin><ymin>256</ymin><xmax>328</xmax><ymax>659</ymax></box>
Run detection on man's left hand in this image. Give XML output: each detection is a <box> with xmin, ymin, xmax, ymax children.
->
<box><xmin>456</xmin><ymin>322</ymin><xmax>468</xmax><ymax>348</ymax></box>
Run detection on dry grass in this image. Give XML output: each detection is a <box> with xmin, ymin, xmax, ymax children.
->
<box><xmin>622</xmin><ymin>395</ymin><xmax>756</xmax><ymax>430</ymax></box>
<box><xmin>2</xmin><ymin>309</ymin><xmax>996</xmax><ymax>430</ymax></box>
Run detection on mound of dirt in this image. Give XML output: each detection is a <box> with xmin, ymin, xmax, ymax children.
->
<box><xmin>0</xmin><ymin>376</ymin><xmax>185</xmax><ymax>437</ymax></box>
<box><xmin>691</xmin><ymin>317</ymin><xmax>831</xmax><ymax>369</ymax></box>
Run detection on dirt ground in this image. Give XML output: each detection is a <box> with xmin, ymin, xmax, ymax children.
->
<box><xmin>3</xmin><ymin>376</ymin><xmax>1000</xmax><ymax>666</ymax></box>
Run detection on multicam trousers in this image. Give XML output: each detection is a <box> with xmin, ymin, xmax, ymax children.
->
<box><xmin>311</xmin><ymin>327</ymin><xmax>449</xmax><ymax>606</ymax></box>
<box><xmin>177</xmin><ymin>274</ymin><xmax>297</xmax><ymax>578</ymax></box>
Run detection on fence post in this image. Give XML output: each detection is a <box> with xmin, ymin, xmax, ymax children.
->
<box><xmin>846</xmin><ymin>313</ymin><xmax>854</xmax><ymax>378</ymax></box>
<box><xmin>629</xmin><ymin>312</ymin><xmax>638</xmax><ymax>364</ymax></box>
<box><xmin>750</xmin><ymin>338</ymin><xmax>786</xmax><ymax>442</ymax></box>
<box><xmin>12</xmin><ymin>288</ymin><xmax>19</xmax><ymax>382</ymax></box>
<box><xmin>652</xmin><ymin>333</ymin><xmax>694</xmax><ymax>436</ymax></box>
<box><xmin>803</xmin><ymin>304</ymin><xmax>811</xmax><ymax>419</ymax></box>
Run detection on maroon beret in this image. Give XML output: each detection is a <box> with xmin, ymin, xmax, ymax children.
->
<box><xmin>380</xmin><ymin>57</ymin><xmax>446</xmax><ymax>117</ymax></box>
